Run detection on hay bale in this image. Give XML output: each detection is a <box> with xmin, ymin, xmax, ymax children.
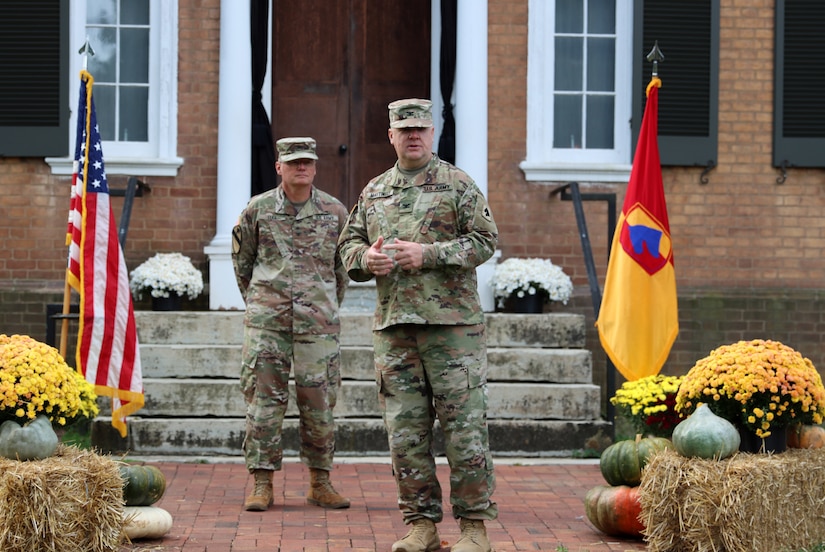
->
<box><xmin>0</xmin><ymin>444</ymin><xmax>124</xmax><ymax>552</ymax></box>
<box><xmin>640</xmin><ymin>448</ymin><xmax>825</xmax><ymax>552</ymax></box>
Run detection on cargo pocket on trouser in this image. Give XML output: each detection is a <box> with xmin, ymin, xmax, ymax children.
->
<box><xmin>325</xmin><ymin>335</ymin><xmax>341</xmax><ymax>410</ymax></box>
<box><xmin>240</xmin><ymin>330</ymin><xmax>292</xmax><ymax>470</ymax></box>
<box><xmin>239</xmin><ymin>350</ymin><xmax>259</xmax><ymax>408</ymax></box>
<box><xmin>239</xmin><ymin>350</ymin><xmax>262</xmax><ymax>468</ymax></box>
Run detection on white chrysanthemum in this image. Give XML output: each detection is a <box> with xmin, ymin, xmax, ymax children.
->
<box><xmin>129</xmin><ymin>252</ymin><xmax>204</xmax><ymax>300</ymax></box>
<box><xmin>489</xmin><ymin>257</ymin><xmax>573</xmax><ymax>308</ymax></box>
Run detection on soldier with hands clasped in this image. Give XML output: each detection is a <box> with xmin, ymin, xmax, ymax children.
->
<box><xmin>232</xmin><ymin>137</ymin><xmax>350</xmax><ymax>512</ymax></box>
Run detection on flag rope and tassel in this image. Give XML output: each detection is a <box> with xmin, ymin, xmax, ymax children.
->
<box><xmin>596</xmin><ymin>74</ymin><xmax>678</xmax><ymax>382</ymax></box>
<box><xmin>65</xmin><ymin>69</ymin><xmax>144</xmax><ymax>437</ymax></box>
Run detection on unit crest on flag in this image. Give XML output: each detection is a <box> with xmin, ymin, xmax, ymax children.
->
<box><xmin>619</xmin><ymin>203</ymin><xmax>672</xmax><ymax>276</ymax></box>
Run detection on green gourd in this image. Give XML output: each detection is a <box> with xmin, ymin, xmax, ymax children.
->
<box><xmin>599</xmin><ymin>435</ymin><xmax>674</xmax><ymax>486</ymax></box>
<box><xmin>672</xmin><ymin>403</ymin><xmax>740</xmax><ymax>459</ymax></box>
<box><xmin>0</xmin><ymin>415</ymin><xmax>59</xmax><ymax>461</ymax></box>
<box><xmin>120</xmin><ymin>464</ymin><xmax>167</xmax><ymax>506</ymax></box>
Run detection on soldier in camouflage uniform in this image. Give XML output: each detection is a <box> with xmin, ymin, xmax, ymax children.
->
<box><xmin>232</xmin><ymin>137</ymin><xmax>351</xmax><ymax>512</ymax></box>
<box><xmin>337</xmin><ymin>100</ymin><xmax>498</xmax><ymax>552</ymax></box>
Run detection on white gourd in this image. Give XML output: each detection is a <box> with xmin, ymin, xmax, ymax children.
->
<box><xmin>123</xmin><ymin>506</ymin><xmax>174</xmax><ymax>539</ymax></box>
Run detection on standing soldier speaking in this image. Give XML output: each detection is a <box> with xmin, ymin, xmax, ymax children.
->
<box><xmin>232</xmin><ymin>137</ymin><xmax>350</xmax><ymax>512</ymax></box>
<box><xmin>338</xmin><ymin>100</ymin><xmax>499</xmax><ymax>552</ymax></box>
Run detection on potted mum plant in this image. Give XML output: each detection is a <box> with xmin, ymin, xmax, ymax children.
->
<box><xmin>0</xmin><ymin>334</ymin><xmax>99</xmax><ymax>459</ymax></box>
<box><xmin>129</xmin><ymin>252</ymin><xmax>204</xmax><ymax>310</ymax></box>
<box><xmin>675</xmin><ymin>339</ymin><xmax>825</xmax><ymax>453</ymax></box>
<box><xmin>490</xmin><ymin>257</ymin><xmax>574</xmax><ymax>313</ymax></box>
<box><xmin>611</xmin><ymin>374</ymin><xmax>684</xmax><ymax>439</ymax></box>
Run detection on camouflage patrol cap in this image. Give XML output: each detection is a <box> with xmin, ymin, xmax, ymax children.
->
<box><xmin>388</xmin><ymin>98</ymin><xmax>433</xmax><ymax>129</ymax></box>
<box><xmin>276</xmin><ymin>137</ymin><xmax>319</xmax><ymax>162</ymax></box>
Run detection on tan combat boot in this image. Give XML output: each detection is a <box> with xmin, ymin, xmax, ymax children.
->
<box><xmin>391</xmin><ymin>518</ymin><xmax>441</xmax><ymax>552</ymax></box>
<box><xmin>307</xmin><ymin>468</ymin><xmax>351</xmax><ymax>509</ymax></box>
<box><xmin>243</xmin><ymin>469</ymin><xmax>274</xmax><ymax>511</ymax></box>
<box><xmin>451</xmin><ymin>518</ymin><xmax>491</xmax><ymax>552</ymax></box>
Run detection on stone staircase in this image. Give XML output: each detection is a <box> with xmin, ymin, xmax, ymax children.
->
<box><xmin>92</xmin><ymin>295</ymin><xmax>610</xmax><ymax>458</ymax></box>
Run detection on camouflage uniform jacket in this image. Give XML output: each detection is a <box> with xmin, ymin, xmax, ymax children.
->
<box><xmin>337</xmin><ymin>154</ymin><xmax>498</xmax><ymax>330</ymax></box>
<box><xmin>232</xmin><ymin>185</ymin><xmax>349</xmax><ymax>335</ymax></box>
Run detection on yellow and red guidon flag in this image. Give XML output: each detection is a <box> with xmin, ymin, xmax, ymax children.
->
<box><xmin>596</xmin><ymin>77</ymin><xmax>678</xmax><ymax>381</ymax></box>
<box><xmin>67</xmin><ymin>70</ymin><xmax>144</xmax><ymax>437</ymax></box>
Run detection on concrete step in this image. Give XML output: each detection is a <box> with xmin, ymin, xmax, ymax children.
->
<box><xmin>92</xmin><ymin>309</ymin><xmax>607</xmax><ymax>458</ymax></box>
<box><xmin>134</xmin><ymin>311</ymin><xmax>587</xmax><ymax>349</ymax></box>
<box><xmin>138</xmin><ymin>344</ymin><xmax>592</xmax><ymax>383</ymax></box>
<box><xmin>91</xmin><ymin>417</ymin><xmax>612</xmax><ymax>458</ymax></box>
<box><xmin>103</xmin><ymin>378</ymin><xmax>601</xmax><ymax>420</ymax></box>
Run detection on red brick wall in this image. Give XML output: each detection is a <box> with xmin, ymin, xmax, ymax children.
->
<box><xmin>0</xmin><ymin>0</ymin><xmax>221</xmax><ymax>288</ymax></box>
<box><xmin>487</xmin><ymin>0</ymin><xmax>825</xmax><ymax>292</ymax></box>
<box><xmin>485</xmin><ymin>0</ymin><xmax>825</xmax><ymax>400</ymax></box>
<box><xmin>2</xmin><ymin>1</ymin><xmax>824</xmax><ymax>404</ymax></box>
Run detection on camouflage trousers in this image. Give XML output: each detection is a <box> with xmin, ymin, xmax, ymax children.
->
<box><xmin>373</xmin><ymin>323</ymin><xmax>498</xmax><ymax>523</ymax></box>
<box><xmin>240</xmin><ymin>327</ymin><xmax>341</xmax><ymax>473</ymax></box>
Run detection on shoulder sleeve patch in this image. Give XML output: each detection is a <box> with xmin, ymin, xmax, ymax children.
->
<box><xmin>232</xmin><ymin>225</ymin><xmax>242</xmax><ymax>254</ymax></box>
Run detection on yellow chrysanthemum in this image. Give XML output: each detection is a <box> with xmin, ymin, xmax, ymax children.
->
<box><xmin>0</xmin><ymin>334</ymin><xmax>99</xmax><ymax>427</ymax></box>
<box><xmin>610</xmin><ymin>374</ymin><xmax>684</xmax><ymax>438</ymax></box>
<box><xmin>675</xmin><ymin>339</ymin><xmax>825</xmax><ymax>436</ymax></box>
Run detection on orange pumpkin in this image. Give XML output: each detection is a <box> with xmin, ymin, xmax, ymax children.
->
<box><xmin>584</xmin><ymin>484</ymin><xmax>644</xmax><ymax>538</ymax></box>
<box><xmin>787</xmin><ymin>424</ymin><xmax>825</xmax><ymax>449</ymax></box>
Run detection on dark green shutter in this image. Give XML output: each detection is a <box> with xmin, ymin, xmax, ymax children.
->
<box><xmin>632</xmin><ymin>0</ymin><xmax>719</xmax><ymax>168</ymax></box>
<box><xmin>0</xmin><ymin>0</ymin><xmax>69</xmax><ymax>157</ymax></box>
<box><xmin>774</xmin><ymin>0</ymin><xmax>825</xmax><ymax>168</ymax></box>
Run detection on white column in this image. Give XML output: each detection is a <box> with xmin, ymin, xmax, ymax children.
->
<box><xmin>204</xmin><ymin>0</ymin><xmax>251</xmax><ymax>310</ymax></box>
<box><xmin>430</xmin><ymin>0</ymin><xmax>443</xmax><ymax>148</ymax></box>
<box><xmin>453</xmin><ymin>1</ymin><xmax>497</xmax><ymax>311</ymax></box>
<box><xmin>455</xmin><ymin>0</ymin><xmax>488</xmax><ymax>198</ymax></box>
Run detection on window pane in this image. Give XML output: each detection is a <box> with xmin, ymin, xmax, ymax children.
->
<box><xmin>86</xmin><ymin>27</ymin><xmax>117</xmax><ymax>83</ymax></box>
<box><xmin>93</xmin><ymin>85</ymin><xmax>116</xmax><ymax>141</ymax></box>
<box><xmin>554</xmin><ymin>95</ymin><xmax>582</xmax><ymax>148</ymax></box>
<box><xmin>588</xmin><ymin>0</ymin><xmax>615</xmax><ymax>34</ymax></box>
<box><xmin>587</xmin><ymin>37</ymin><xmax>615</xmax><ymax>91</ymax></box>
<box><xmin>119</xmin><ymin>86</ymin><xmax>148</xmax><ymax>141</ymax></box>
<box><xmin>586</xmin><ymin>95</ymin><xmax>614</xmax><ymax>148</ymax></box>
<box><xmin>556</xmin><ymin>0</ymin><xmax>583</xmax><ymax>33</ymax></box>
<box><xmin>121</xmin><ymin>0</ymin><xmax>149</xmax><ymax>25</ymax></box>
<box><xmin>555</xmin><ymin>37</ymin><xmax>583</xmax><ymax>91</ymax></box>
<box><xmin>87</xmin><ymin>0</ymin><xmax>116</xmax><ymax>25</ymax></box>
<box><xmin>120</xmin><ymin>28</ymin><xmax>149</xmax><ymax>83</ymax></box>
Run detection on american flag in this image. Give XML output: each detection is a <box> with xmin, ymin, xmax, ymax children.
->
<box><xmin>67</xmin><ymin>70</ymin><xmax>143</xmax><ymax>437</ymax></box>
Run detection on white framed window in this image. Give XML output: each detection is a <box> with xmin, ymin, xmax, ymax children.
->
<box><xmin>521</xmin><ymin>0</ymin><xmax>633</xmax><ymax>183</ymax></box>
<box><xmin>47</xmin><ymin>0</ymin><xmax>182</xmax><ymax>176</ymax></box>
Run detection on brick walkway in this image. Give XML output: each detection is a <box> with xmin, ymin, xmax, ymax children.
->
<box><xmin>120</xmin><ymin>458</ymin><xmax>647</xmax><ymax>552</ymax></box>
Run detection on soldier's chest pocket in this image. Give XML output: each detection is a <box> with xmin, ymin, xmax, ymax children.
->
<box><xmin>301</xmin><ymin>216</ymin><xmax>339</xmax><ymax>261</ymax></box>
<box><xmin>415</xmin><ymin>190</ymin><xmax>445</xmax><ymax>238</ymax></box>
<box><xmin>259</xmin><ymin>216</ymin><xmax>294</xmax><ymax>259</ymax></box>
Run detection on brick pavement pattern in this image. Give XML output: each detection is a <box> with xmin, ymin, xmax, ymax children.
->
<box><xmin>119</xmin><ymin>461</ymin><xmax>646</xmax><ymax>552</ymax></box>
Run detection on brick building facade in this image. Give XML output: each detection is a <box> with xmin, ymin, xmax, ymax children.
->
<box><xmin>1</xmin><ymin>1</ymin><xmax>823</xmax><ymax>410</ymax></box>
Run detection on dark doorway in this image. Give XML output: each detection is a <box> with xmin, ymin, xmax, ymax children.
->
<box><xmin>271</xmin><ymin>0</ymin><xmax>432</xmax><ymax>208</ymax></box>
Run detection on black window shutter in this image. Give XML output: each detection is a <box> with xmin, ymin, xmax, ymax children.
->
<box><xmin>0</xmin><ymin>0</ymin><xmax>69</xmax><ymax>157</ymax></box>
<box><xmin>632</xmin><ymin>0</ymin><xmax>719</xmax><ymax>168</ymax></box>
<box><xmin>774</xmin><ymin>0</ymin><xmax>825</xmax><ymax>168</ymax></box>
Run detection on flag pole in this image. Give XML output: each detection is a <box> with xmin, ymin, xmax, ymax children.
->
<box><xmin>60</xmin><ymin>37</ymin><xmax>96</xmax><ymax>359</ymax></box>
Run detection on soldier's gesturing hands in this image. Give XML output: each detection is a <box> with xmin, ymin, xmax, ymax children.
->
<box><xmin>383</xmin><ymin>239</ymin><xmax>423</xmax><ymax>271</ymax></box>
<box><xmin>367</xmin><ymin>237</ymin><xmax>424</xmax><ymax>275</ymax></box>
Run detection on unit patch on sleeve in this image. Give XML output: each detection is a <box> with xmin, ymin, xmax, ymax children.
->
<box><xmin>232</xmin><ymin>225</ymin><xmax>242</xmax><ymax>254</ymax></box>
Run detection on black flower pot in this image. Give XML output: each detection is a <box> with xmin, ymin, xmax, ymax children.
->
<box><xmin>738</xmin><ymin>425</ymin><xmax>788</xmax><ymax>454</ymax></box>
<box><xmin>151</xmin><ymin>294</ymin><xmax>183</xmax><ymax>311</ymax></box>
<box><xmin>504</xmin><ymin>293</ymin><xmax>544</xmax><ymax>314</ymax></box>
